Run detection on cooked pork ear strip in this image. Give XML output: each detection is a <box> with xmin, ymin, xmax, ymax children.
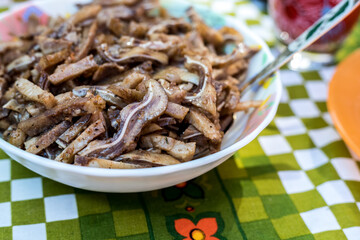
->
<box><xmin>8</xmin><ymin>128</ymin><xmax>26</xmax><ymax>148</ymax></box>
<box><xmin>141</xmin><ymin>123</ymin><xmax>162</xmax><ymax>135</ymax></box>
<box><xmin>210</xmin><ymin>43</ymin><xmax>253</xmax><ymax>68</ymax></box>
<box><xmin>24</xmin><ymin>136</ymin><xmax>40</xmax><ymax>150</ymax></box>
<box><xmin>18</xmin><ymin>95</ymin><xmax>105</xmax><ymax>137</ymax></box>
<box><xmin>140</xmin><ymin>134</ymin><xmax>196</xmax><ymax>162</ymax></box>
<box><xmin>0</xmin><ymin>41</ymin><xmax>22</xmax><ymax>54</ymax></box>
<box><xmin>0</xmin><ymin>78</ymin><xmax>7</xmax><ymax>100</ymax></box>
<box><xmin>27</xmin><ymin>121</ymin><xmax>71</xmax><ymax>154</ymax></box>
<box><xmin>83</xmin><ymin>79</ymin><xmax>168</xmax><ymax>159</ymax></box>
<box><xmin>93</xmin><ymin>0</ymin><xmax>139</xmax><ymax>6</ymax></box>
<box><xmin>55</xmin><ymin>119</ymin><xmax>105</xmax><ymax>163</ymax></box>
<box><xmin>57</xmin><ymin>115</ymin><xmax>91</xmax><ymax>144</ymax></box>
<box><xmin>74</xmin><ymin>156</ymin><xmax>143</xmax><ymax>169</ymax></box>
<box><xmin>187</xmin><ymin>108</ymin><xmax>223</xmax><ymax>144</ymax></box>
<box><xmin>97</xmin><ymin>5</ymin><xmax>135</xmax><ymax>23</ymax></box>
<box><xmin>6</xmin><ymin>55</ymin><xmax>34</xmax><ymax>73</ymax></box>
<box><xmin>3</xmin><ymin>99</ymin><xmax>25</xmax><ymax>113</ymax></box>
<box><xmin>48</xmin><ymin>55</ymin><xmax>98</xmax><ymax>85</ymax></box>
<box><xmin>72</xmin><ymin>86</ymin><xmax>127</xmax><ymax>108</ymax></box>
<box><xmin>108</xmin><ymin>85</ymin><xmax>144</xmax><ymax>102</ymax></box>
<box><xmin>158</xmin><ymin>79</ymin><xmax>187</xmax><ymax>104</ymax></box>
<box><xmin>99</xmin><ymin>45</ymin><xmax>168</xmax><ymax>65</ymax></box>
<box><xmin>37</xmin><ymin>37</ymin><xmax>72</xmax><ymax>55</ymax></box>
<box><xmin>153</xmin><ymin>66</ymin><xmax>199</xmax><ymax>85</ymax></box>
<box><xmin>187</xmin><ymin>7</ymin><xmax>223</xmax><ymax>47</ymax></box>
<box><xmin>75</xmin><ymin>21</ymin><xmax>98</xmax><ymax>61</ymax></box>
<box><xmin>24</xmin><ymin>103</ymin><xmax>44</xmax><ymax>117</ymax></box>
<box><xmin>54</xmin><ymin>92</ymin><xmax>76</xmax><ymax>104</ymax></box>
<box><xmin>165</xmin><ymin>102</ymin><xmax>189</xmax><ymax>122</ymax></box>
<box><xmin>15</xmin><ymin>78</ymin><xmax>57</xmax><ymax>109</ymax></box>
<box><xmin>38</xmin><ymin>49</ymin><xmax>69</xmax><ymax>70</ymax></box>
<box><xmin>223</xmin><ymin>100</ymin><xmax>263</xmax><ymax>114</ymax></box>
<box><xmin>69</xmin><ymin>4</ymin><xmax>102</xmax><ymax>25</ymax></box>
<box><xmin>118</xmin><ymin>150</ymin><xmax>181</xmax><ymax>165</ymax></box>
<box><xmin>92</xmin><ymin>63</ymin><xmax>125</xmax><ymax>82</ymax></box>
<box><xmin>184</xmin><ymin>56</ymin><xmax>217</xmax><ymax>116</ymax></box>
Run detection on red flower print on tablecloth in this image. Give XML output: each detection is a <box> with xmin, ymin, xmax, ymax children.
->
<box><xmin>166</xmin><ymin>212</ymin><xmax>225</xmax><ymax>240</ymax></box>
<box><xmin>175</xmin><ymin>218</ymin><xmax>219</xmax><ymax>240</ymax></box>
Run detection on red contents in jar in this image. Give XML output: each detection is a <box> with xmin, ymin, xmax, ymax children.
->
<box><xmin>269</xmin><ymin>0</ymin><xmax>360</xmax><ymax>52</ymax></box>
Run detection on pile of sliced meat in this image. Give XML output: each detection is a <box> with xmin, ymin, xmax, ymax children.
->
<box><xmin>0</xmin><ymin>0</ymin><xmax>261</xmax><ymax>168</ymax></box>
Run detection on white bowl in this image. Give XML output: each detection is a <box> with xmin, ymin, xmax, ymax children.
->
<box><xmin>0</xmin><ymin>0</ymin><xmax>281</xmax><ymax>192</ymax></box>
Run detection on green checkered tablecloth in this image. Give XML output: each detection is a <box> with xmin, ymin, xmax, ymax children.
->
<box><xmin>2</xmin><ymin>1</ymin><xmax>360</xmax><ymax>240</ymax></box>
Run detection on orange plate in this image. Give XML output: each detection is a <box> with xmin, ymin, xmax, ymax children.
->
<box><xmin>328</xmin><ymin>49</ymin><xmax>360</xmax><ymax>156</ymax></box>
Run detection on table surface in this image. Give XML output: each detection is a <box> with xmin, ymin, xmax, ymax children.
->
<box><xmin>1</xmin><ymin>1</ymin><xmax>360</xmax><ymax>240</ymax></box>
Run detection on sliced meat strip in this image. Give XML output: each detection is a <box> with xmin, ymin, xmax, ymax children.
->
<box><xmin>140</xmin><ymin>134</ymin><xmax>196</xmax><ymax>161</ymax></box>
<box><xmin>15</xmin><ymin>78</ymin><xmax>57</xmax><ymax>109</ymax></box>
<box><xmin>118</xmin><ymin>150</ymin><xmax>181</xmax><ymax>165</ymax></box>
<box><xmin>55</xmin><ymin>119</ymin><xmax>105</xmax><ymax>163</ymax></box>
<box><xmin>74</xmin><ymin>156</ymin><xmax>144</xmax><ymax>169</ymax></box>
<box><xmin>82</xmin><ymin>79</ymin><xmax>168</xmax><ymax>159</ymax></box>
<box><xmin>48</xmin><ymin>55</ymin><xmax>98</xmax><ymax>85</ymax></box>
<box><xmin>27</xmin><ymin>120</ymin><xmax>71</xmax><ymax>154</ymax></box>
<box><xmin>165</xmin><ymin>102</ymin><xmax>189</xmax><ymax>122</ymax></box>
<box><xmin>18</xmin><ymin>95</ymin><xmax>105</xmax><ymax>137</ymax></box>
<box><xmin>57</xmin><ymin>114</ymin><xmax>91</xmax><ymax>144</ymax></box>
<box><xmin>187</xmin><ymin>108</ymin><xmax>222</xmax><ymax>144</ymax></box>
<box><xmin>69</xmin><ymin>4</ymin><xmax>102</xmax><ymax>25</ymax></box>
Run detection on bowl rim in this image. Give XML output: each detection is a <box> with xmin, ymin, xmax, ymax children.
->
<box><xmin>0</xmin><ymin>0</ymin><xmax>282</xmax><ymax>178</ymax></box>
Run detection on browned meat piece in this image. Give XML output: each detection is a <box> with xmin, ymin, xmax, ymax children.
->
<box><xmin>75</xmin><ymin>21</ymin><xmax>98</xmax><ymax>61</ymax></box>
<box><xmin>57</xmin><ymin>115</ymin><xmax>91</xmax><ymax>144</ymax></box>
<box><xmin>141</xmin><ymin>123</ymin><xmax>162</xmax><ymax>135</ymax></box>
<box><xmin>72</xmin><ymin>86</ymin><xmax>127</xmax><ymax>108</ymax></box>
<box><xmin>3</xmin><ymin>99</ymin><xmax>25</xmax><ymax>113</ymax></box>
<box><xmin>75</xmin><ymin>156</ymin><xmax>144</xmax><ymax>168</ymax></box>
<box><xmin>98</xmin><ymin>45</ymin><xmax>168</xmax><ymax>65</ymax></box>
<box><xmin>97</xmin><ymin>5</ymin><xmax>135</xmax><ymax>24</ymax></box>
<box><xmin>69</xmin><ymin>4</ymin><xmax>102</xmax><ymax>25</ymax></box>
<box><xmin>147</xmin><ymin>19</ymin><xmax>192</xmax><ymax>35</ymax></box>
<box><xmin>165</xmin><ymin>102</ymin><xmax>189</xmax><ymax>122</ymax></box>
<box><xmin>0</xmin><ymin>41</ymin><xmax>23</xmax><ymax>54</ymax></box>
<box><xmin>93</xmin><ymin>0</ymin><xmax>139</xmax><ymax>6</ymax></box>
<box><xmin>184</xmin><ymin>56</ymin><xmax>217</xmax><ymax>116</ymax></box>
<box><xmin>18</xmin><ymin>95</ymin><xmax>105</xmax><ymax>136</ymax></box>
<box><xmin>0</xmin><ymin>78</ymin><xmax>8</xmax><ymax>101</ymax></box>
<box><xmin>38</xmin><ymin>49</ymin><xmax>69</xmax><ymax>70</ymax></box>
<box><xmin>118</xmin><ymin>150</ymin><xmax>181</xmax><ymax>165</ymax></box>
<box><xmin>154</xmin><ymin>66</ymin><xmax>199</xmax><ymax>85</ymax></box>
<box><xmin>108</xmin><ymin>85</ymin><xmax>144</xmax><ymax>102</ymax></box>
<box><xmin>181</xmin><ymin>125</ymin><xmax>202</xmax><ymax>140</ymax></box>
<box><xmin>140</xmin><ymin>134</ymin><xmax>196</xmax><ymax>161</ymax></box>
<box><xmin>157</xmin><ymin>117</ymin><xmax>177</xmax><ymax>127</ymax></box>
<box><xmin>158</xmin><ymin>79</ymin><xmax>187</xmax><ymax>104</ymax></box>
<box><xmin>55</xmin><ymin>119</ymin><xmax>105</xmax><ymax>163</ymax></box>
<box><xmin>15</xmin><ymin>78</ymin><xmax>57</xmax><ymax>109</ymax></box>
<box><xmin>8</xmin><ymin>128</ymin><xmax>26</xmax><ymax>148</ymax></box>
<box><xmin>219</xmin><ymin>26</ymin><xmax>244</xmax><ymax>43</ymax></box>
<box><xmin>187</xmin><ymin>8</ymin><xmax>223</xmax><ymax>47</ymax></box>
<box><xmin>48</xmin><ymin>55</ymin><xmax>98</xmax><ymax>85</ymax></box>
<box><xmin>37</xmin><ymin>37</ymin><xmax>72</xmax><ymax>55</ymax></box>
<box><xmin>107</xmin><ymin>18</ymin><xmax>128</xmax><ymax>37</ymax></box>
<box><xmin>223</xmin><ymin>100</ymin><xmax>263</xmax><ymax>114</ymax></box>
<box><xmin>82</xmin><ymin>79</ymin><xmax>168</xmax><ymax>159</ymax></box>
<box><xmin>27</xmin><ymin>121</ymin><xmax>71</xmax><ymax>154</ymax></box>
<box><xmin>6</xmin><ymin>55</ymin><xmax>34</xmax><ymax>73</ymax></box>
<box><xmin>128</xmin><ymin>21</ymin><xmax>148</xmax><ymax>38</ymax></box>
<box><xmin>187</xmin><ymin>108</ymin><xmax>222</xmax><ymax>143</ymax></box>
<box><xmin>92</xmin><ymin>63</ymin><xmax>125</xmax><ymax>82</ymax></box>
